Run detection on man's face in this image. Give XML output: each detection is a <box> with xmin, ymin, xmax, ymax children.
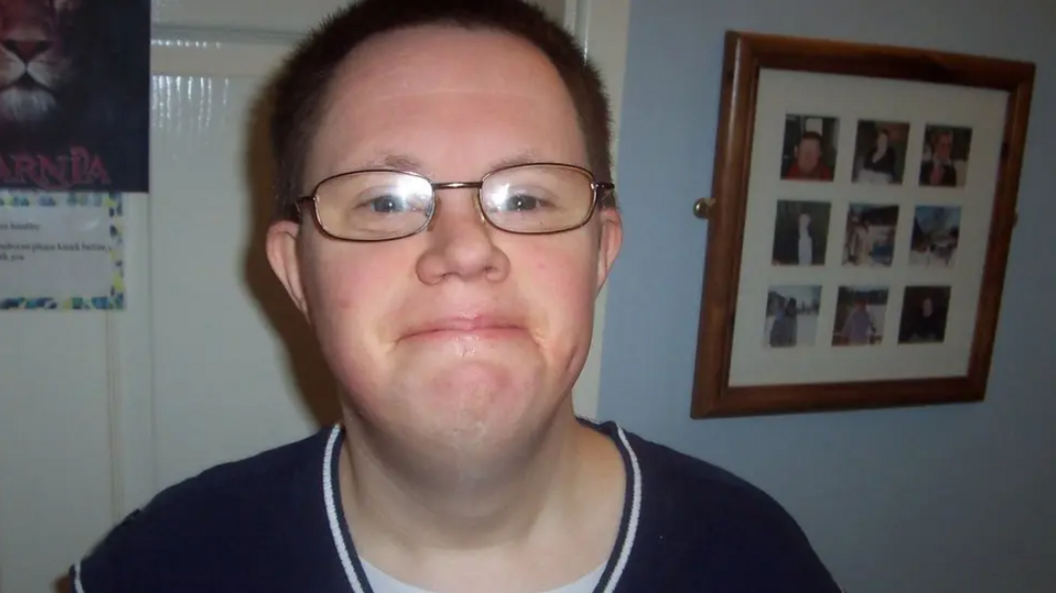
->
<box><xmin>796</xmin><ymin>137</ymin><xmax>821</xmax><ymax>173</ymax></box>
<box><xmin>267</xmin><ymin>26</ymin><xmax>622</xmax><ymax>467</ymax></box>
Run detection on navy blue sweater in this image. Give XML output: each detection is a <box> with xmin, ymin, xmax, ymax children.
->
<box><xmin>72</xmin><ymin>421</ymin><xmax>842</xmax><ymax>592</ymax></box>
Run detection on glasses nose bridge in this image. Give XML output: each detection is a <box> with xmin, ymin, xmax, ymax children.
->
<box><xmin>431</xmin><ymin>180</ymin><xmax>485</xmax><ymax>195</ymax></box>
<box><xmin>428</xmin><ymin>180</ymin><xmax>489</xmax><ymax>225</ymax></box>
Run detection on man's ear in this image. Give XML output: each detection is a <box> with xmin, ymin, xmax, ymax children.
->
<box><xmin>266</xmin><ymin>219</ymin><xmax>310</xmax><ymax>317</ymax></box>
<box><xmin>594</xmin><ymin>207</ymin><xmax>623</xmax><ymax>294</ymax></box>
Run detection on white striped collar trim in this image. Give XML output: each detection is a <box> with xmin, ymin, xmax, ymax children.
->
<box><xmin>322</xmin><ymin>421</ymin><xmax>643</xmax><ymax>593</ymax></box>
<box><xmin>73</xmin><ymin>562</ymin><xmax>87</xmax><ymax>593</ymax></box>
<box><xmin>601</xmin><ymin>425</ymin><xmax>643</xmax><ymax>592</ymax></box>
<box><xmin>323</xmin><ymin>425</ymin><xmax>368</xmax><ymax>593</ymax></box>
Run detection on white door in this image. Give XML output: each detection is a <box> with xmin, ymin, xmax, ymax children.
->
<box><xmin>0</xmin><ymin>2</ymin><xmax>629</xmax><ymax>591</ymax></box>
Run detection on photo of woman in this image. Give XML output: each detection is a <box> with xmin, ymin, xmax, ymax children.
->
<box><xmin>852</xmin><ymin>120</ymin><xmax>910</xmax><ymax>185</ymax></box>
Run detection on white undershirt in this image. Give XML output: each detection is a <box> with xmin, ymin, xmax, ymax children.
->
<box><xmin>360</xmin><ymin>558</ymin><xmax>607</xmax><ymax>593</ymax></box>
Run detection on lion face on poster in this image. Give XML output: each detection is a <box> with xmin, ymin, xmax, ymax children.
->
<box><xmin>0</xmin><ymin>0</ymin><xmax>82</xmax><ymax>128</ymax></box>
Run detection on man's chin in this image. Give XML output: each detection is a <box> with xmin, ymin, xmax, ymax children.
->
<box><xmin>426</xmin><ymin>359</ymin><xmax>523</xmax><ymax>400</ymax></box>
<box><xmin>347</xmin><ymin>364</ymin><xmax>560</xmax><ymax>482</ymax></box>
<box><xmin>390</xmin><ymin>359</ymin><xmax>540</xmax><ymax>419</ymax></box>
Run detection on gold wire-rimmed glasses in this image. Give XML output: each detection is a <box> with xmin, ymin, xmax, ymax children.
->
<box><xmin>294</xmin><ymin>162</ymin><xmax>615</xmax><ymax>242</ymax></box>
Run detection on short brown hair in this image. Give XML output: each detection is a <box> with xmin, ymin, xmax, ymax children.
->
<box><xmin>799</xmin><ymin>131</ymin><xmax>824</xmax><ymax>147</ymax></box>
<box><xmin>268</xmin><ymin>0</ymin><xmax>615</xmax><ymax>221</ymax></box>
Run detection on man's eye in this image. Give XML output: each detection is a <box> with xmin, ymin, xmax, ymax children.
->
<box><xmin>367</xmin><ymin>195</ymin><xmax>406</xmax><ymax>213</ymax></box>
<box><xmin>504</xmin><ymin>193</ymin><xmax>544</xmax><ymax>211</ymax></box>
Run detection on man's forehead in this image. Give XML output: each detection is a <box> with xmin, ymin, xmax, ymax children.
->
<box><xmin>331</xmin><ymin>25</ymin><xmax>564</xmax><ymax>94</ymax></box>
<box><xmin>316</xmin><ymin>25</ymin><xmax>576</xmax><ymax>135</ymax></box>
<box><xmin>304</xmin><ymin>25</ymin><xmax>585</xmax><ymax>183</ymax></box>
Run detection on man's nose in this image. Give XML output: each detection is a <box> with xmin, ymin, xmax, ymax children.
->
<box><xmin>414</xmin><ymin>189</ymin><xmax>511</xmax><ymax>285</ymax></box>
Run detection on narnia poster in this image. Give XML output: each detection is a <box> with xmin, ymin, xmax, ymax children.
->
<box><xmin>0</xmin><ymin>0</ymin><xmax>150</xmax><ymax>193</ymax></box>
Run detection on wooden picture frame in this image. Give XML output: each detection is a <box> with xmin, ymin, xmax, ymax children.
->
<box><xmin>690</xmin><ymin>31</ymin><xmax>1035</xmax><ymax>419</ymax></box>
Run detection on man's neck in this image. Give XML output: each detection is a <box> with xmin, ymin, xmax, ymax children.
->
<box><xmin>335</xmin><ymin>405</ymin><xmax>625</xmax><ymax>592</ymax></box>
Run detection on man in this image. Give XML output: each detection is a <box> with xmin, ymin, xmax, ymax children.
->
<box><xmin>784</xmin><ymin>131</ymin><xmax>834</xmax><ymax>181</ymax></box>
<box><xmin>69</xmin><ymin>1</ymin><xmax>842</xmax><ymax>591</ymax></box>
<box><xmin>919</xmin><ymin>129</ymin><xmax>959</xmax><ymax>187</ymax></box>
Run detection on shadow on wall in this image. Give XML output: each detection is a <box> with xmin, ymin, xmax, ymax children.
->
<box><xmin>238</xmin><ymin>77</ymin><xmax>341</xmax><ymax>428</ymax></box>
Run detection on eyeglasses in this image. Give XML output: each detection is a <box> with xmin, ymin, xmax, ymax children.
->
<box><xmin>295</xmin><ymin>162</ymin><xmax>614</xmax><ymax>242</ymax></box>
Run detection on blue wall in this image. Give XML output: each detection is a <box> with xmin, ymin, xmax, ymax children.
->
<box><xmin>599</xmin><ymin>0</ymin><xmax>1056</xmax><ymax>590</ymax></box>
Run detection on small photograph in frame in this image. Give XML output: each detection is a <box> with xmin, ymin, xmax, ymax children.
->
<box><xmin>909</xmin><ymin>206</ymin><xmax>961</xmax><ymax>268</ymax></box>
<box><xmin>780</xmin><ymin>114</ymin><xmax>839</xmax><ymax>181</ymax></box>
<box><xmin>771</xmin><ymin>199</ymin><xmax>831</xmax><ymax>266</ymax></box>
<box><xmin>763</xmin><ymin>285</ymin><xmax>823</xmax><ymax>348</ymax></box>
<box><xmin>898</xmin><ymin>286</ymin><xmax>952</xmax><ymax>344</ymax></box>
<box><xmin>842</xmin><ymin>203</ymin><xmax>899</xmax><ymax>267</ymax></box>
<box><xmin>919</xmin><ymin>125</ymin><xmax>973</xmax><ymax>188</ymax></box>
<box><xmin>852</xmin><ymin>120</ymin><xmax>911</xmax><ymax>185</ymax></box>
<box><xmin>832</xmin><ymin>286</ymin><xmax>889</xmax><ymax>347</ymax></box>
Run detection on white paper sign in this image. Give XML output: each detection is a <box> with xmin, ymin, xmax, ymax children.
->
<box><xmin>0</xmin><ymin>192</ymin><xmax>125</xmax><ymax>310</ymax></box>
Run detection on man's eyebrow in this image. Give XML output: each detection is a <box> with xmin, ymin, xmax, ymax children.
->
<box><xmin>358</xmin><ymin>153</ymin><xmax>423</xmax><ymax>171</ymax></box>
<box><xmin>352</xmin><ymin>150</ymin><xmax>549</xmax><ymax>177</ymax></box>
<box><xmin>488</xmin><ymin>151</ymin><xmax>546</xmax><ymax>170</ymax></box>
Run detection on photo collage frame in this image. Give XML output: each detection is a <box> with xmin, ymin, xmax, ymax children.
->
<box><xmin>690</xmin><ymin>31</ymin><xmax>1034</xmax><ymax>418</ymax></box>
<box><xmin>762</xmin><ymin>113</ymin><xmax>973</xmax><ymax>355</ymax></box>
<box><xmin>728</xmin><ymin>68</ymin><xmax>1009</xmax><ymax>390</ymax></box>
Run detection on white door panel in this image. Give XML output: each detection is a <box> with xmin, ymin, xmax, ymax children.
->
<box><xmin>0</xmin><ymin>316</ymin><xmax>114</xmax><ymax>593</ymax></box>
<box><xmin>150</xmin><ymin>70</ymin><xmax>335</xmax><ymax>490</ymax></box>
<box><xmin>152</xmin><ymin>0</ymin><xmax>355</xmax><ymax>35</ymax></box>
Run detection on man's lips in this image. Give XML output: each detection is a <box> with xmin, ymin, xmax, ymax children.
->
<box><xmin>401</xmin><ymin>316</ymin><xmax>526</xmax><ymax>341</ymax></box>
